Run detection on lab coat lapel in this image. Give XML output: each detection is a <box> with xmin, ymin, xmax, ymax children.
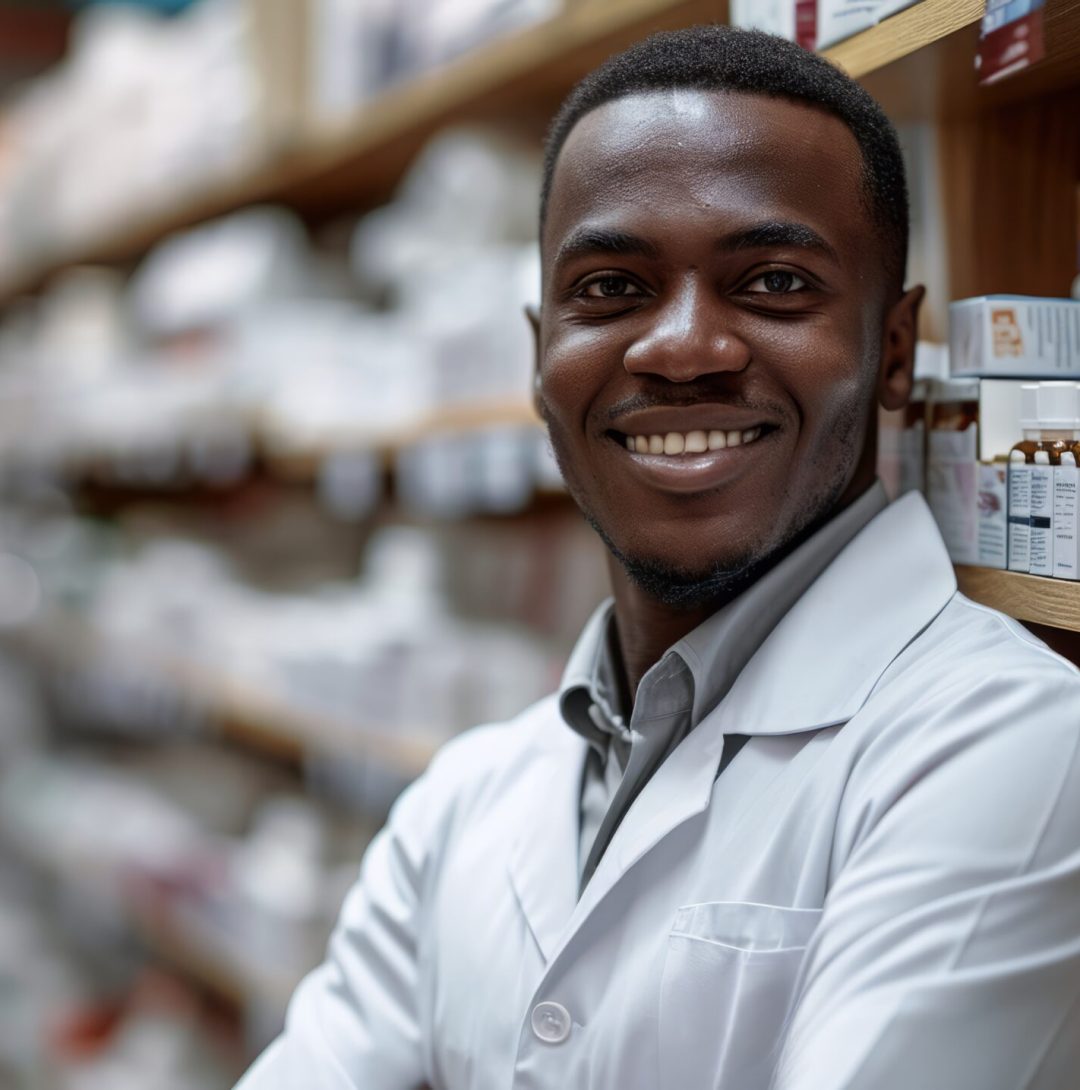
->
<box><xmin>707</xmin><ymin>491</ymin><xmax>958</xmax><ymax>736</ymax></box>
<box><xmin>566</xmin><ymin>719</ymin><xmax>727</xmax><ymax>934</ymax></box>
<box><xmin>507</xmin><ymin>724</ymin><xmax>588</xmax><ymax>963</ymax></box>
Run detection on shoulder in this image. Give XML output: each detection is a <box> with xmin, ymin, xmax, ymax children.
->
<box><xmin>839</xmin><ymin>593</ymin><xmax>1080</xmax><ymax>823</ymax></box>
<box><xmin>389</xmin><ymin>693</ymin><xmax>566</xmax><ymax>834</ymax></box>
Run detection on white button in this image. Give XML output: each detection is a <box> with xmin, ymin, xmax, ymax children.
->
<box><xmin>531</xmin><ymin>1001</ymin><xmax>572</xmax><ymax>1044</ymax></box>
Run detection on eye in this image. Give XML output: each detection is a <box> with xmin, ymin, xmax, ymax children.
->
<box><xmin>743</xmin><ymin>270</ymin><xmax>808</xmax><ymax>294</ymax></box>
<box><xmin>579</xmin><ymin>275</ymin><xmax>645</xmax><ymax>299</ymax></box>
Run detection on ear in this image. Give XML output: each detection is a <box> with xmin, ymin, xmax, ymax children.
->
<box><xmin>525</xmin><ymin>304</ymin><xmax>543</xmax><ymax>416</ymax></box>
<box><xmin>878</xmin><ymin>285</ymin><xmax>925</xmax><ymax>412</ymax></box>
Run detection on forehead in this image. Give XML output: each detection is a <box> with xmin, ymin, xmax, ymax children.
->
<box><xmin>542</xmin><ymin>89</ymin><xmax>870</xmax><ymax>263</ymax></box>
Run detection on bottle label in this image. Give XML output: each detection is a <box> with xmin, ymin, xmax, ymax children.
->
<box><xmin>1030</xmin><ymin>464</ymin><xmax>1054</xmax><ymax>576</ymax></box>
<box><xmin>1007</xmin><ymin>462</ymin><xmax>1032</xmax><ymax>572</ymax></box>
<box><xmin>1053</xmin><ymin>465</ymin><xmax>1080</xmax><ymax>580</ymax></box>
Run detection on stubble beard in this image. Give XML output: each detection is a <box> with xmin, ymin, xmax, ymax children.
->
<box><xmin>543</xmin><ymin>394</ymin><xmax>867</xmax><ymax>612</ymax></box>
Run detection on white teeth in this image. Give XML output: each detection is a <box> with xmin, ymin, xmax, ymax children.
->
<box><xmin>624</xmin><ymin>427</ymin><xmax>765</xmax><ymax>455</ymax></box>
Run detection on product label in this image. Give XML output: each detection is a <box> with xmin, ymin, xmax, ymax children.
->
<box><xmin>1029</xmin><ymin>464</ymin><xmax>1054</xmax><ymax>576</ymax></box>
<box><xmin>1007</xmin><ymin>462</ymin><xmax>1032</xmax><ymax>572</ymax></box>
<box><xmin>977</xmin><ymin>463</ymin><xmax>1009</xmax><ymax>569</ymax></box>
<box><xmin>1053</xmin><ymin>465</ymin><xmax>1080</xmax><ymax>580</ymax></box>
<box><xmin>927</xmin><ymin>426</ymin><xmax>978</xmax><ymax>565</ymax></box>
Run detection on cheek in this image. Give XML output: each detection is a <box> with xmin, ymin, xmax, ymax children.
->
<box><xmin>539</xmin><ymin>326</ymin><xmax>619</xmax><ymax>427</ymax></box>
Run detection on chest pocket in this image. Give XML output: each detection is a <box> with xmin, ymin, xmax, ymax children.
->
<box><xmin>658</xmin><ymin>900</ymin><xmax>822</xmax><ymax>1090</ymax></box>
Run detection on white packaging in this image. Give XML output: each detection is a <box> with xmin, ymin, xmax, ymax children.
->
<box><xmin>1029</xmin><ymin>451</ymin><xmax>1055</xmax><ymax>576</ymax></box>
<box><xmin>950</xmin><ymin>295</ymin><xmax>1080</xmax><ymax>378</ymax></box>
<box><xmin>927</xmin><ymin>418</ymin><xmax>978</xmax><ymax>565</ymax></box>
<box><xmin>1053</xmin><ymin>452</ymin><xmax>1079</xmax><ymax>580</ymax></box>
<box><xmin>1007</xmin><ymin>450</ymin><xmax>1032</xmax><ymax>572</ymax></box>
<box><xmin>730</xmin><ymin>0</ymin><xmax>796</xmax><ymax>38</ymax></box>
<box><xmin>977</xmin><ymin>461</ymin><xmax>1009</xmax><ymax>569</ymax></box>
<box><xmin>815</xmin><ymin>0</ymin><xmax>921</xmax><ymax>48</ymax></box>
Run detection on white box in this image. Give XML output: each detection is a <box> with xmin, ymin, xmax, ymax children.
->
<box><xmin>1029</xmin><ymin>455</ymin><xmax>1055</xmax><ymax>576</ymax></box>
<box><xmin>1054</xmin><ymin>457</ymin><xmax>1079</xmax><ymax>580</ymax></box>
<box><xmin>950</xmin><ymin>295</ymin><xmax>1080</xmax><ymax>378</ymax></box>
<box><xmin>977</xmin><ymin>461</ymin><xmax>1008</xmax><ymax>569</ymax></box>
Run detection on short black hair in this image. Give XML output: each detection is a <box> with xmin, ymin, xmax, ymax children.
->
<box><xmin>541</xmin><ymin>25</ymin><xmax>909</xmax><ymax>292</ymax></box>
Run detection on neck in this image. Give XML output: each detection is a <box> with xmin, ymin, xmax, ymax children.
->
<box><xmin>606</xmin><ymin>471</ymin><xmax>877</xmax><ymax>701</ymax></box>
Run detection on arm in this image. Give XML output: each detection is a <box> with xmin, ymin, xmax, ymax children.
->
<box><xmin>772</xmin><ymin>670</ymin><xmax>1080</xmax><ymax>1090</ymax></box>
<box><xmin>236</xmin><ymin>764</ymin><xmax>442</xmax><ymax>1090</ymax></box>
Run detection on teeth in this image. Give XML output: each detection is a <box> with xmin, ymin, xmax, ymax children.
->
<box><xmin>624</xmin><ymin>426</ymin><xmax>765</xmax><ymax>455</ymax></box>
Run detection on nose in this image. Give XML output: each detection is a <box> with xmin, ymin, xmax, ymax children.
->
<box><xmin>622</xmin><ymin>278</ymin><xmax>750</xmax><ymax>382</ymax></box>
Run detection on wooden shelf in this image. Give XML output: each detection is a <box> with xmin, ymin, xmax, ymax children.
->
<box><xmin>822</xmin><ymin>0</ymin><xmax>984</xmax><ymax>79</ymax></box>
<box><xmin>955</xmin><ymin>566</ymin><xmax>1080</xmax><ymax>632</ymax></box>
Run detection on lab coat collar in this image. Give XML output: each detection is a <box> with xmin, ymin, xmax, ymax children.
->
<box><xmin>705</xmin><ymin>490</ymin><xmax>957</xmax><ymax>737</ymax></box>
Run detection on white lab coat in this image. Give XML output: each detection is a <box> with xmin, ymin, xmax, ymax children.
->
<box><xmin>238</xmin><ymin>493</ymin><xmax>1080</xmax><ymax>1090</ymax></box>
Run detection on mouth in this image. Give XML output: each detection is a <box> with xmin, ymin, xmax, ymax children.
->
<box><xmin>605</xmin><ymin>423</ymin><xmax>777</xmax><ymax>495</ymax></box>
<box><xmin>613</xmin><ymin>426</ymin><xmax>767</xmax><ymax>455</ymax></box>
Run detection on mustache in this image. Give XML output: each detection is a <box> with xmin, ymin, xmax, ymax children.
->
<box><xmin>603</xmin><ymin>390</ymin><xmax>790</xmax><ymax>423</ymax></box>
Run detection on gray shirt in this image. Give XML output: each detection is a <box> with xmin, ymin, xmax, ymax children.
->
<box><xmin>559</xmin><ymin>482</ymin><xmax>889</xmax><ymax>892</ymax></box>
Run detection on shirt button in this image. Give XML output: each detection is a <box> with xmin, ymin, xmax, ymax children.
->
<box><xmin>531</xmin><ymin>1000</ymin><xmax>572</xmax><ymax>1044</ymax></box>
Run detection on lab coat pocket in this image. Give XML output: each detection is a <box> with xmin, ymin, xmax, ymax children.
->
<box><xmin>658</xmin><ymin>901</ymin><xmax>822</xmax><ymax>1090</ymax></box>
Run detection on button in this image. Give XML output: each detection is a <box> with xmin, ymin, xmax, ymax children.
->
<box><xmin>531</xmin><ymin>1001</ymin><xmax>572</xmax><ymax>1044</ymax></box>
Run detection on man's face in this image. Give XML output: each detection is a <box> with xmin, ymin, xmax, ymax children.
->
<box><xmin>537</xmin><ymin>89</ymin><xmax>905</xmax><ymax>599</ymax></box>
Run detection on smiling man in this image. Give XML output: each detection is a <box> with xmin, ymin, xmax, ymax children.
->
<box><xmin>237</xmin><ymin>26</ymin><xmax>1080</xmax><ymax>1090</ymax></box>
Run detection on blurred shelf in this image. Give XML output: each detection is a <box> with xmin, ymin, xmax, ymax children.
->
<box><xmin>0</xmin><ymin>0</ymin><xmax>730</xmax><ymax>304</ymax></box>
<box><xmin>955</xmin><ymin>565</ymin><xmax>1080</xmax><ymax>632</ymax></box>
<box><xmin>2</xmin><ymin>832</ymin><xmax>299</xmax><ymax>1009</ymax></box>
<box><xmin>14</xmin><ymin>615</ymin><xmax>444</xmax><ymax>777</ymax></box>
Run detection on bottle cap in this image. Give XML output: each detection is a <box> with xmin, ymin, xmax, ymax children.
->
<box><xmin>1035</xmin><ymin>382</ymin><xmax>1080</xmax><ymax>428</ymax></box>
<box><xmin>1019</xmin><ymin>383</ymin><xmax>1039</xmax><ymax>429</ymax></box>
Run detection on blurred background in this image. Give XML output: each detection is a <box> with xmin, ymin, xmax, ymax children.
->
<box><xmin>0</xmin><ymin>0</ymin><xmax>1077</xmax><ymax>1087</ymax></box>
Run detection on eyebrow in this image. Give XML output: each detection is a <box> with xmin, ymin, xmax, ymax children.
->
<box><xmin>718</xmin><ymin>221</ymin><xmax>839</xmax><ymax>264</ymax></box>
<box><xmin>553</xmin><ymin>226</ymin><xmax>662</xmax><ymax>268</ymax></box>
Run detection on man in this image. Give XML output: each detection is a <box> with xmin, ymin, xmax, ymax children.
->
<box><xmin>238</xmin><ymin>26</ymin><xmax>1080</xmax><ymax>1090</ymax></box>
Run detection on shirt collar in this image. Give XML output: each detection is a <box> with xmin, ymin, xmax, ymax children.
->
<box><xmin>559</xmin><ymin>481</ymin><xmax>892</xmax><ymax>742</ymax></box>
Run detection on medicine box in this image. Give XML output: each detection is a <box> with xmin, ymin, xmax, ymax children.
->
<box><xmin>950</xmin><ymin>295</ymin><xmax>1080</xmax><ymax>378</ymax></box>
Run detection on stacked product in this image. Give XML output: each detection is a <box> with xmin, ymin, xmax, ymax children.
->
<box><xmin>922</xmin><ymin>294</ymin><xmax>1080</xmax><ymax>575</ymax></box>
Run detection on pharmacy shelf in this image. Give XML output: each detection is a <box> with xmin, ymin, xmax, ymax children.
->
<box><xmin>2</xmin><ymin>831</ymin><xmax>299</xmax><ymax>1009</ymax></box>
<box><xmin>955</xmin><ymin>566</ymin><xmax>1080</xmax><ymax>632</ymax></box>
<box><xmin>13</xmin><ymin>615</ymin><xmax>442</xmax><ymax>777</ymax></box>
<box><xmin>0</xmin><ymin>0</ymin><xmax>729</xmax><ymax>304</ymax></box>
<box><xmin>8</xmin><ymin>0</ymin><xmax>1080</xmax><ymax>305</ymax></box>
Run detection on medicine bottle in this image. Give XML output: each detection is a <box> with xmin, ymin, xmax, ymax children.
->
<box><xmin>1007</xmin><ymin>384</ymin><xmax>1038</xmax><ymax>573</ymax></box>
<box><xmin>1024</xmin><ymin>384</ymin><xmax>1080</xmax><ymax>576</ymax></box>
